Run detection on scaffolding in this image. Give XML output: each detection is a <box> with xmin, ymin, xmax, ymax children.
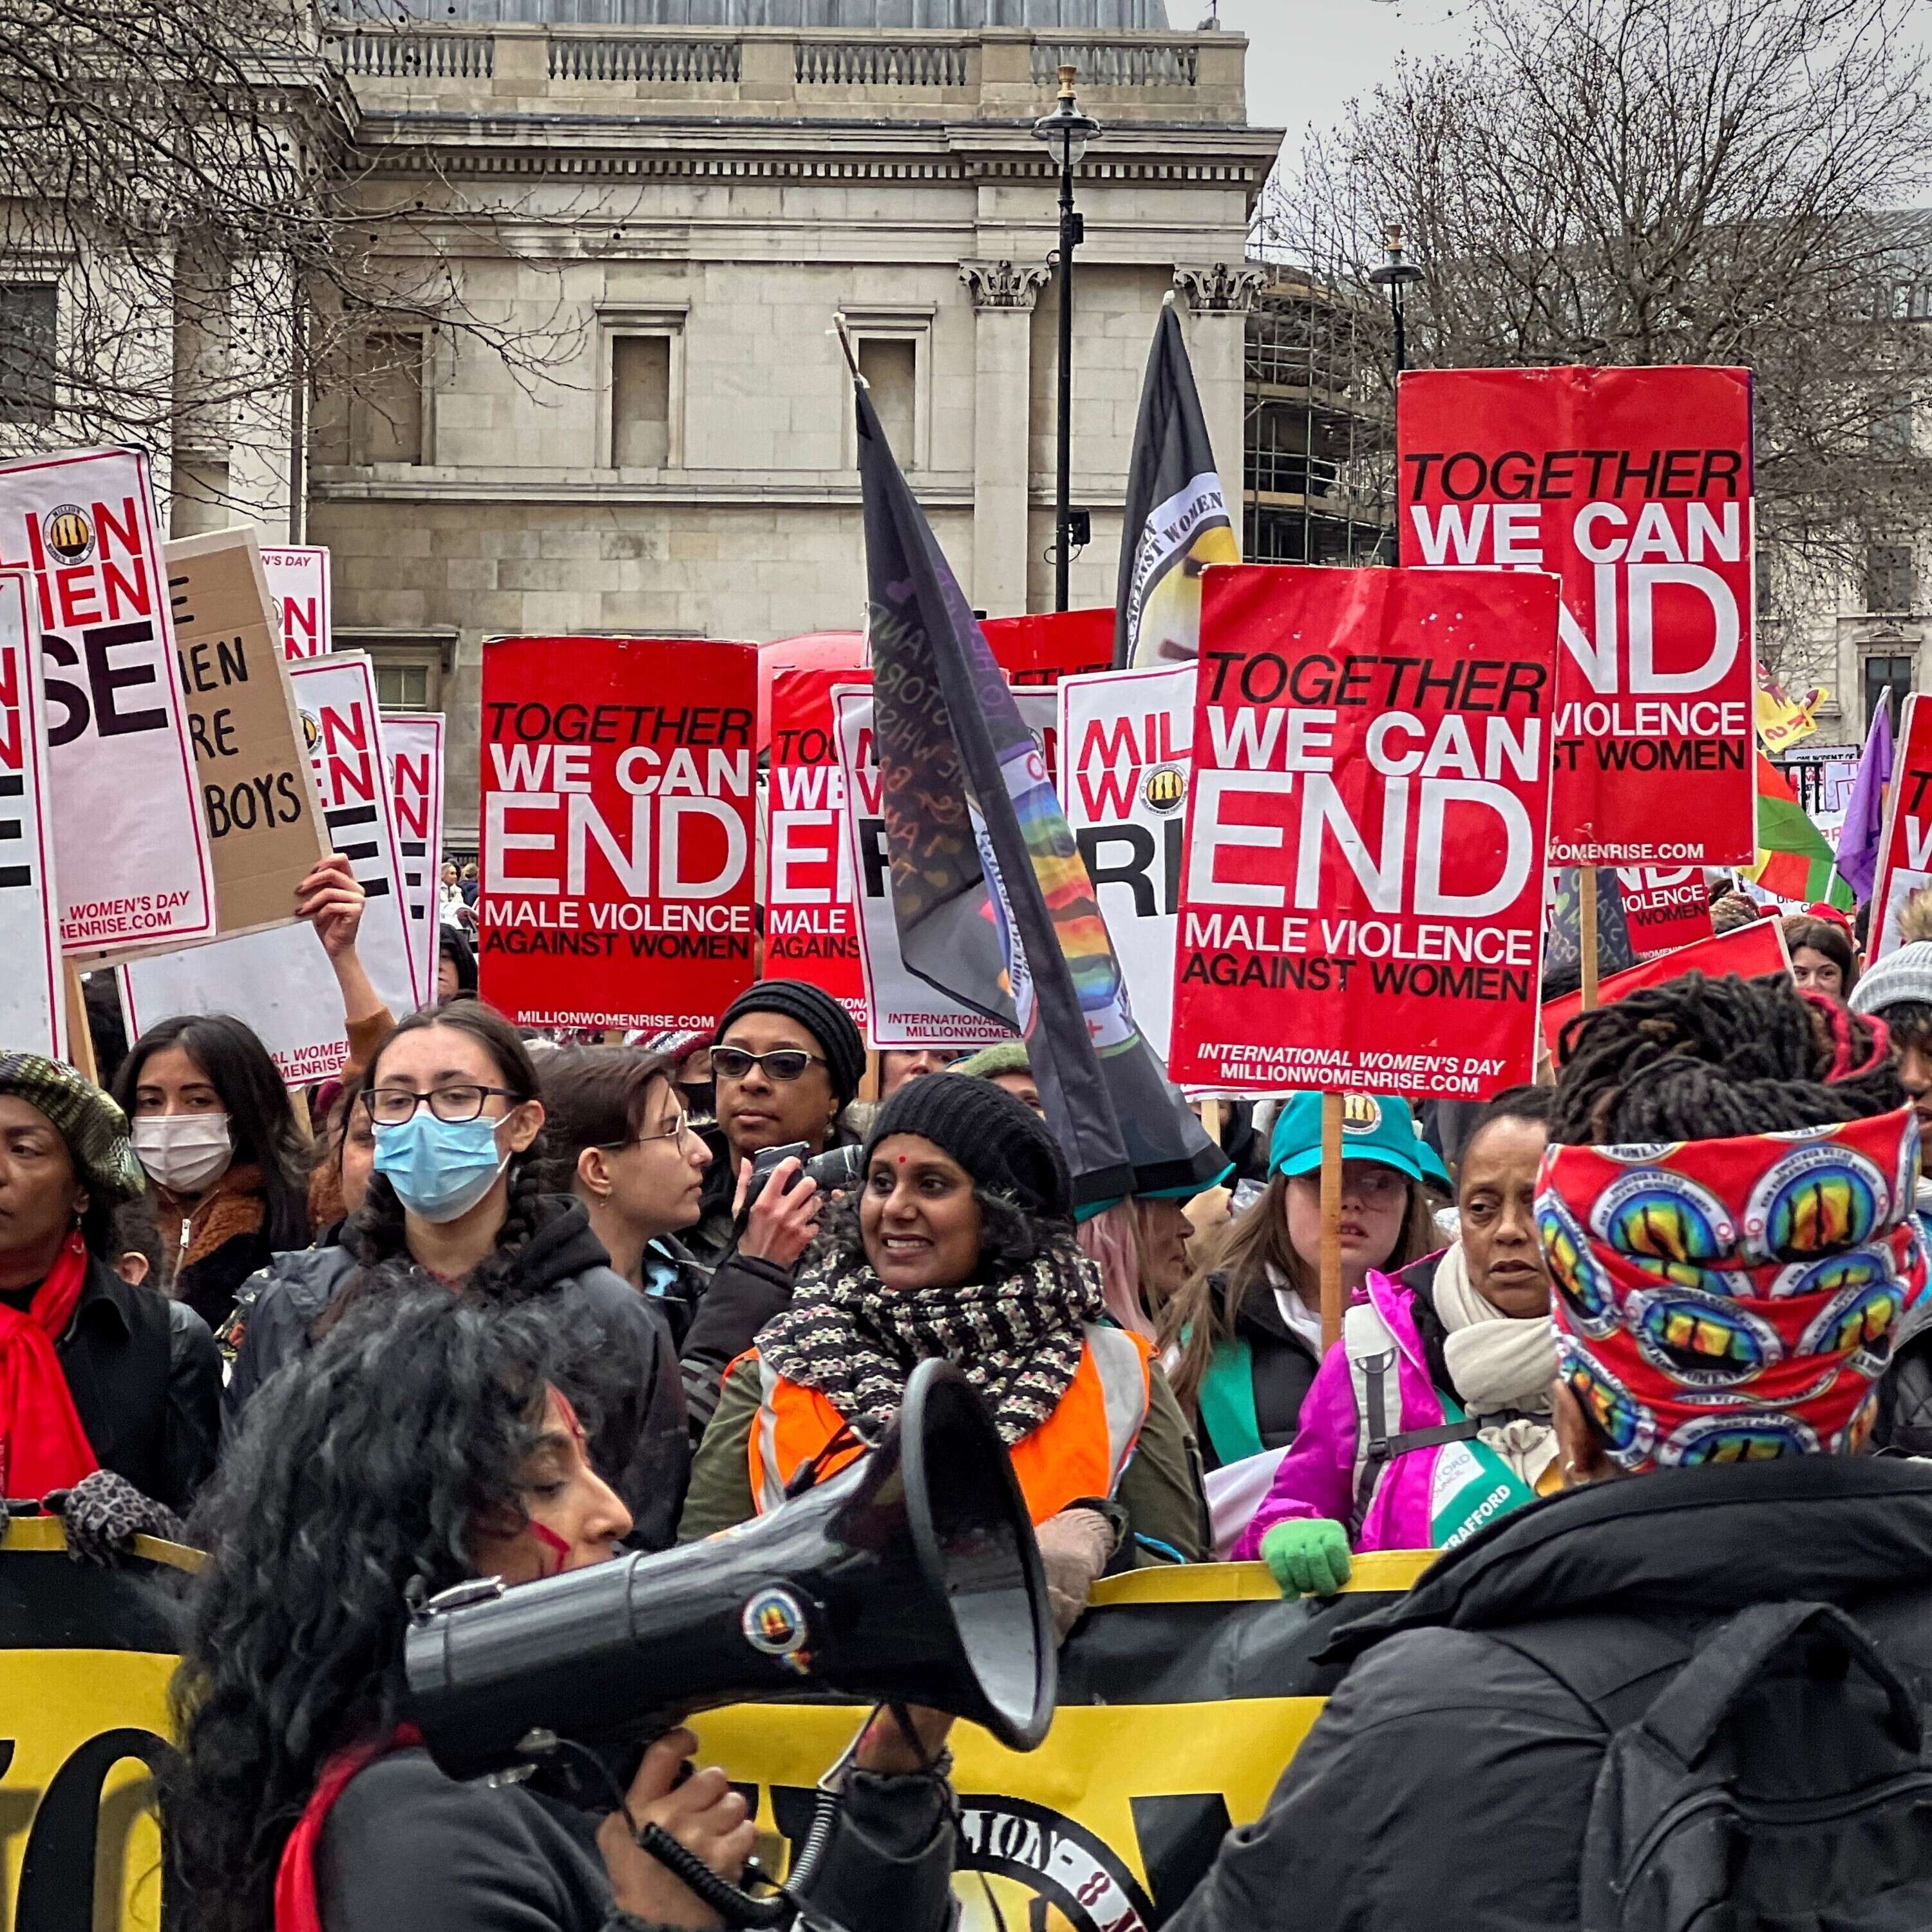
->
<box><xmin>1244</xmin><ymin>267</ymin><xmax>1395</xmax><ymax>567</ymax></box>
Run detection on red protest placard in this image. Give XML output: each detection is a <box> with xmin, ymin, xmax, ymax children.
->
<box><xmin>477</xmin><ymin>638</ymin><xmax>757</xmax><ymax>1031</ymax></box>
<box><xmin>1617</xmin><ymin>866</ymin><xmax>1717</xmax><ymax>959</ymax></box>
<box><xmin>766</xmin><ymin>668</ymin><xmax>864</xmax><ymax>1021</ymax></box>
<box><xmin>1398</xmin><ymin>366</ymin><xmax>1755</xmax><ymax>866</ymax></box>
<box><xmin>1170</xmin><ymin>564</ymin><xmax>1558</xmax><ymax>1099</ymax></box>
<box><xmin>983</xmin><ymin>608</ymin><xmax>1114</xmax><ymax>687</ymax></box>
<box><xmin>1870</xmin><ymin>693</ymin><xmax>1932</xmax><ymax>960</ymax></box>
<box><xmin>1540</xmin><ymin>918</ymin><xmax>1790</xmax><ymax>1059</ymax></box>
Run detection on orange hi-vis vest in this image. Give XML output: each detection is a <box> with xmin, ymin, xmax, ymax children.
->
<box><xmin>746</xmin><ymin>1325</ymin><xmax>1154</xmax><ymax>1527</ymax></box>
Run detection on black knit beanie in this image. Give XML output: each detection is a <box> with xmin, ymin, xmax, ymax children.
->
<box><xmin>864</xmin><ymin>1072</ymin><xmax>1071</xmax><ymax>1220</ymax></box>
<box><xmin>715</xmin><ymin>979</ymin><xmax>866</xmax><ymax>1107</ymax></box>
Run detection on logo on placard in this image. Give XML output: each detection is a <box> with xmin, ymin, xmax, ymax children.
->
<box><xmin>300</xmin><ymin>710</ymin><xmax>321</xmax><ymax>751</ymax></box>
<box><xmin>1142</xmin><ymin>764</ymin><xmax>1186</xmax><ymax>813</ymax></box>
<box><xmin>44</xmin><ymin>506</ymin><xmax>93</xmax><ymax>564</ymax></box>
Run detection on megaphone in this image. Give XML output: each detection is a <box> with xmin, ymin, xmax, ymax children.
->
<box><xmin>406</xmin><ymin>1358</ymin><xmax>1057</xmax><ymax>1782</ymax></box>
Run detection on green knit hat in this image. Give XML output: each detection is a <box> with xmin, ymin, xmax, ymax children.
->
<box><xmin>951</xmin><ymin>1040</ymin><xmax>1032</xmax><ymax>1083</ymax></box>
<box><xmin>0</xmin><ymin>1052</ymin><xmax>147</xmax><ymax>1204</ymax></box>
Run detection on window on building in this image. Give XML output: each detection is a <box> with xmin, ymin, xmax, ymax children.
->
<box><xmin>0</xmin><ymin>284</ymin><xmax>56</xmax><ymax>424</ymax></box>
<box><xmin>356</xmin><ymin>334</ymin><xmax>424</xmax><ymax>466</ymax></box>
<box><xmin>1865</xmin><ymin>545</ymin><xmax>1917</xmax><ymax>614</ymax></box>
<box><xmin>1864</xmin><ymin>654</ymin><xmax>1915</xmax><ymax>730</ymax></box>
<box><xmin>858</xmin><ymin>337</ymin><xmax>918</xmax><ymax>465</ymax></box>
<box><xmin>374</xmin><ymin>660</ymin><xmax>433</xmax><ymax>711</ymax></box>
<box><xmin>611</xmin><ymin>334</ymin><xmax>672</xmax><ymax>469</ymax></box>
<box><xmin>1872</xmin><ymin>394</ymin><xmax>1918</xmax><ymax>456</ymax></box>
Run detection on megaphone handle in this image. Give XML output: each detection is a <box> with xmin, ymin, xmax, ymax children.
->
<box><xmin>634</xmin><ymin>1823</ymin><xmax>846</xmax><ymax>1932</ymax></box>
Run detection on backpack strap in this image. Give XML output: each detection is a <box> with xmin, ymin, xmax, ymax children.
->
<box><xmin>1343</xmin><ymin>1298</ymin><xmax>1480</xmax><ymax>1538</ymax></box>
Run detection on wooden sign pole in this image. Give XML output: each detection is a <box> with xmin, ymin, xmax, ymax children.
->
<box><xmin>63</xmin><ymin>962</ymin><xmax>99</xmax><ymax>1084</ymax></box>
<box><xmin>1319</xmin><ymin>1090</ymin><xmax>1345</xmax><ymax>1350</ymax></box>
<box><xmin>1578</xmin><ymin>867</ymin><xmax>1600</xmax><ymax>1012</ymax></box>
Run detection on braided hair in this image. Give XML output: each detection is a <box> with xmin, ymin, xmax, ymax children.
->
<box><xmin>327</xmin><ymin>1002</ymin><xmax>553</xmax><ymax>1325</ymax></box>
<box><xmin>1551</xmin><ymin>972</ymin><xmax>1902</xmax><ymax>1146</ymax></box>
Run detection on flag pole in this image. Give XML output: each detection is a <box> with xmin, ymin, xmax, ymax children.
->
<box><xmin>1320</xmin><ymin>1090</ymin><xmax>1344</xmax><ymax>1350</ymax></box>
<box><xmin>1578</xmin><ymin>868</ymin><xmax>1600</xmax><ymax>1011</ymax></box>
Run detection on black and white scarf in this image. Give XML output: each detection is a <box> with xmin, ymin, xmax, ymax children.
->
<box><xmin>758</xmin><ymin>1245</ymin><xmax>1107</xmax><ymax>1447</ymax></box>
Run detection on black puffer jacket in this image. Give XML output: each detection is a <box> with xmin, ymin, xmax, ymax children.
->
<box><xmin>642</xmin><ymin>1233</ymin><xmax>795</xmax><ymax>1441</ymax></box>
<box><xmin>1165</xmin><ymin>1456</ymin><xmax>1932</xmax><ymax>1932</ymax></box>
<box><xmin>1193</xmin><ymin>1272</ymin><xmax>1321</xmax><ymax>1472</ymax></box>
<box><xmin>223</xmin><ymin>1198</ymin><xmax>689</xmax><ymax>1549</ymax></box>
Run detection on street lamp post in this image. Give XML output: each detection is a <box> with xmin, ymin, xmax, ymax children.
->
<box><xmin>1368</xmin><ymin>220</ymin><xmax>1424</xmax><ymax>374</ymax></box>
<box><xmin>1034</xmin><ymin>64</ymin><xmax>1102</xmax><ymax>614</ymax></box>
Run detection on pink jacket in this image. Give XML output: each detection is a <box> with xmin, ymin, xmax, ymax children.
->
<box><xmin>1231</xmin><ymin>1266</ymin><xmax>1444</xmax><ymax>1558</ymax></box>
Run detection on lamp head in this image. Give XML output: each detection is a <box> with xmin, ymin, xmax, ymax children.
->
<box><xmin>1368</xmin><ymin>219</ymin><xmax>1425</xmax><ymax>290</ymax></box>
<box><xmin>1032</xmin><ymin>66</ymin><xmax>1102</xmax><ymax>169</ymax></box>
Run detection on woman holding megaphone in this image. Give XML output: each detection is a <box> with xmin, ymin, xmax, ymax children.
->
<box><xmin>171</xmin><ymin>1288</ymin><xmax>959</xmax><ymax>1932</ymax></box>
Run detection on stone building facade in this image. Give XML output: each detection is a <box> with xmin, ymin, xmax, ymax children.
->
<box><xmin>274</xmin><ymin>1</ymin><xmax>1275</xmax><ymax>837</ymax></box>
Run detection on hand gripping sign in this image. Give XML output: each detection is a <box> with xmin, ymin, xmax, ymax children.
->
<box><xmin>1170</xmin><ymin>565</ymin><xmax>1560</xmax><ymax>1099</ymax></box>
<box><xmin>0</xmin><ymin>446</ymin><xmax>215</xmax><ymax>951</ymax></box>
<box><xmin>1398</xmin><ymin>366</ymin><xmax>1755</xmax><ymax>866</ymax></box>
<box><xmin>478</xmin><ymin>638</ymin><xmax>758</xmax><ymax>1032</ymax></box>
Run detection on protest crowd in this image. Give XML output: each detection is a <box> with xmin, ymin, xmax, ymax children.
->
<box><xmin>12</xmin><ymin>355</ymin><xmax>1932</xmax><ymax>1932</ymax></box>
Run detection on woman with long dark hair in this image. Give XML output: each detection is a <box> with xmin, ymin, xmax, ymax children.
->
<box><xmin>111</xmin><ymin>1012</ymin><xmax>311</xmax><ymax>1332</ymax></box>
<box><xmin>225</xmin><ymin>1002</ymin><xmax>688</xmax><ymax>1546</ymax></box>
<box><xmin>170</xmin><ymin>1289</ymin><xmax>957</xmax><ymax>1932</ymax></box>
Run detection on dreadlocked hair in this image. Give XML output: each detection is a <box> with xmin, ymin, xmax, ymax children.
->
<box><xmin>325</xmin><ymin>1001</ymin><xmax>551</xmax><ymax>1330</ymax></box>
<box><xmin>166</xmin><ymin>1285</ymin><xmax>596</xmax><ymax>1932</ymax></box>
<box><xmin>1551</xmin><ymin>972</ymin><xmax>1902</xmax><ymax>1146</ymax></box>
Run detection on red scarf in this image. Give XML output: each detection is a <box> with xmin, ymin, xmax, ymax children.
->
<box><xmin>274</xmin><ymin>1724</ymin><xmax>423</xmax><ymax>1932</ymax></box>
<box><xmin>0</xmin><ymin>1231</ymin><xmax>99</xmax><ymax>1498</ymax></box>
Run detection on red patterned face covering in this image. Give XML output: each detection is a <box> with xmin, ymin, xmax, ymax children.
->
<box><xmin>1538</xmin><ymin>1106</ymin><xmax>1931</xmax><ymax>1471</ymax></box>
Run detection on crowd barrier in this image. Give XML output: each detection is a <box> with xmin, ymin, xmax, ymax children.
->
<box><xmin>0</xmin><ymin>1525</ymin><xmax>1431</xmax><ymax>1932</ymax></box>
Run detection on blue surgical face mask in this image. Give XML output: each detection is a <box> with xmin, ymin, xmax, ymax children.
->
<box><xmin>373</xmin><ymin>1112</ymin><xmax>509</xmax><ymax>1223</ymax></box>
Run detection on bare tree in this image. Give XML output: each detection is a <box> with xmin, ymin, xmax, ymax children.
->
<box><xmin>1261</xmin><ymin>0</ymin><xmax>1932</xmax><ymax>682</ymax></box>
<box><xmin>0</xmin><ymin>0</ymin><xmax>597</xmax><ymax>518</ymax></box>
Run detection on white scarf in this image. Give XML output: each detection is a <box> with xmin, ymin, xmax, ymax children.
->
<box><xmin>1432</xmin><ymin>1242</ymin><xmax>1559</xmax><ymax>1492</ymax></box>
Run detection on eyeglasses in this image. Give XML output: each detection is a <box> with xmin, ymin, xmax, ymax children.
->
<box><xmin>1346</xmin><ymin>1166</ymin><xmax>1408</xmax><ymax>1205</ymax></box>
<box><xmin>605</xmin><ymin>1111</ymin><xmax>696</xmax><ymax>1150</ymax></box>
<box><xmin>710</xmin><ymin>1046</ymin><xmax>827</xmax><ymax>1083</ymax></box>
<box><xmin>361</xmin><ymin>1084</ymin><xmax>517</xmax><ymax>1126</ymax></box>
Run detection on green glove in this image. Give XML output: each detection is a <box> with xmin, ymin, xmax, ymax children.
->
<box><xmin>1261</xmin><ymin>1519</ymin><xmax>1354</xmax><ymax>1598</ymax></box>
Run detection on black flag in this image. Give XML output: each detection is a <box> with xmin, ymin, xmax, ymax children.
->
<box><xmin>855</xmin><ymin>374</ymin><xmax>1226</xmax><ymax>1210</ymax></box>
<box><xmin>1115</xmin><ymin>298</ymin><xmax>1240</xmax><ymax>668</ymax></box>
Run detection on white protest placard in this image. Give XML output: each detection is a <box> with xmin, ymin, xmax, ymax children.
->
<box><xmin>259</xmin><ymin>545</ymin><xmax>332</xmax><ymax>659</ymax></box>
<box><xmin>0</xmin><ymin>446</ymin><xmax>214</xmax><ymax>952</ymax></box>
<box><xmin>120</xmin><ymin>654</ymin><xmax>419</xmax><ymax>1083</ymax></box>
<box><xmin>832</xmin><ymin>681</ymin><xmax>1057</xmax><ymax>1050</ymax></box>
<box><xmin>0</xmin><ymin>571</ymin><xmax>63</xmax><ymax>1056</ymax></box>
<box><xmin>1059</xmin><ymin>664</ymin><xmax>1194</xmax><ymax>1061</ymax></box>
<box><xmin>383</xmin><ymin>711</ymin><xmax>444</xmax><ymax>1007</ymax></box>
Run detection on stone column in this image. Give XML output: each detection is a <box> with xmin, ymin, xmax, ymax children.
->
<box><xmin>960</xmin><ymin>259</ymin><xmax>1050</xmax><ymax>618</ymax></box>
<box><xmin>1173</xmin><ymin>264</ymin><xmax>1267</xmax><ymax>553</ymax></box>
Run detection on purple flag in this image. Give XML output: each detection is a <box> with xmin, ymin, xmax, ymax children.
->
<box><xmin>1835</xmin><ymin>692</ymin><xmax>1895</xmax><ymax>902</ymax></box>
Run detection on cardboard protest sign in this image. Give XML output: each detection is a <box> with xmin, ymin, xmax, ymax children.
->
<box><xmin>258</xmin><ymin>545</ymin><xmax>331</xmax><ymax>659</ymax></box>
<box><xmin>1540</xmin><ymin>916</ymin><xmax>1790</xmax><ymax>1059</ymax></box>
<box><xmin>1399</xmin><ymin>366</ymin><xmax>1755</xmax><ymax>866</ymax></box>
<box><xmin>1058</xmin><ymin>664</ymin><xmax>1194</xmax><ymax>1061</ymax></box>
<box><xmin>1170</xmin><ymin>565</ymin><xmax>1558</xmax><ymax>1099</ymax></box>
<box><xmin>1618</xmin><ymin>866</ymin><xmax>1716</xmax><ymax>958</ymax></box>
<box><xmin>0</xmin><ymin>573</ymin><xmax>63</xmax><ymax>1056</ymax></box>
<box><xmin>831</xmin><ymin>681</ymin><xmax>1056</xmax><ymax>1049</ymax></box>
<box><xmin>1542</xmin><ymin>867</ymin><xmax>1636</xmax><ymax>984</ymax></box>
<box><xmin>163</xmin><ymin>531</ymin><xmax>328</xmax><ymax>938</ymax></box>
<box><xmin>477</xmin><ymin>638</ymin><xmax>757</xmax><ymax>1031</ymax></box>
<box><xmin>0</xmin><ymin>446</ymin><xmax>214</xmax><ymax>951</ymax></box>
<box><xmin>383</xmin><ymin>712</ymin><xmax>445</xmax><ymax>1009</ymax></box>
<box><xmin>119</xmin><ymin>654</ymin><xmax>418</xmax><ymax>1083</ymax></box>
<box><xmin>765</xmin><ymin>669</ymin><xmax>864</xmax><ymax>1022</ymax></box>
<box><xmin>1869</xmin><ymin>693</ymin><xmax>1932</xmax><ymax>960</ymax></box>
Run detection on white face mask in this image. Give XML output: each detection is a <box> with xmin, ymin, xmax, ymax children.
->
<box><xmin>131</xmin><ymin>1113</ymin><xmax>234</xmax><ymax>1195</ymax></box>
